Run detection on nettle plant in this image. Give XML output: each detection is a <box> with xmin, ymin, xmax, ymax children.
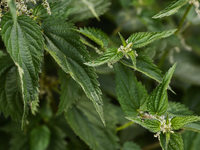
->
<box><xmin>1</xmin><ymin>0</ymin><xmax>200</xmax><ymax>150</ymax></box>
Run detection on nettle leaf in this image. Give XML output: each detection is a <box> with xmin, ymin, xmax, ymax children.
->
<box><xmin>160</xmin><ymin>132</ymin><xmax>183</xmax><ymax>150</ymax></box>
<box><xmin>171</xmin><ymin>116</ymin><xmax>200</xmax><ymax>130</ymax></box>
<box><xmin>30</xmin><ymin>125</ymin><xmax>51</xmax><ymax>150</ymax></box>
<box><xmin>57</xmin><ymin>69</ymin><xmax>81</xmax><ymax>115</ymax></box>
<box><xmin>147</xmin><ymin>63</ymin><xmax>176</xmax><ymax>116</ymax></box>
<box><xmin>76</xmin><ymin>27</ymin><xmax>109</xmax><ymax>48</ymax></box>
<box><xmin>127</xmin><ymin>29</ymin><xmax>177</xmax><ymax>49</ymax></box>
<box><xmin>7</xmin><ymin>0</ymin><xmax>17</xmax><ymax>24</ymax></box>
<box><xmin>168</xmin><ymin>132</ymin><xmax>183</xmax><ymax>150</ymax></box>
<box><xmin>69</xmin><ymin>0</ymin><xmax>111</xmax><ymax>22</ymax></box>
<box><xmin>33</xmin><ymin>1</ymin><xmax>71</xmax><ymax>20</ymax></box>
<box><xmin>0</xmin><ymin>55</ymin><xmax>23</xmax><ymax>121</ymax></box>
<box><xmin>166</xmin><ymin>102</ymin><xmax>194</xmax><ymax>117</ymax></box>
<box><xmin>126</xmin><ymin>117</ymin><xmax>161</xmax><ymax>133</ymax></box>
<box><xmin>66</xmin><ymin>96</ymin><xmax>119</xmax><ymax>150</ymax></box>
<box><xmin>122</xmin><ymin>141</ymin><xmax>142</xmax><ymax>150</ymax></box>
<box><xmin>127</xmin><ymin>51</ymin><xmax>137</xmax><ymax>68</ymax></box>
<box><xmin>42</xmin><ymin>17</ymin><xmax>105</xmax><ymax>124</ymax></box>
<box><xmin>115</xmin><ymin>63</ymin><xmax>148</xmax><ymax>117</ymax></box>
<box><xmin>1</xmin><ymin>14</ymin><xmax>44</xmax><ymax>127</ymax></box>
<box><xmin>121</xmin><ymin>50</ymin><xmax>163</xmax><ymax>83</ymax></box>
<box><xmin>182</xmin><ymin>122</ymin><xmax>200</xmax><ymax>133</ymax></box>
<box><xmin>152</xmin><ymin>0</ymin><xmax>190</xmax><ymax>18</ymax></box>
<box><xmin>159</xmin><ymin>132</ymin><xmax>170</xmax><ymax>150</ymax></box>
<box><xmin>85</xmin><ymin>47</ymin><xmax>123</xmax><ymax>67</ymax></box>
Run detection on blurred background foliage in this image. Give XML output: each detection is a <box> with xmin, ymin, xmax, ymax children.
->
<box><xmin>0</xmin><ymin>0</ymin><xmax>200</xmax><ymax>149</ymax></box>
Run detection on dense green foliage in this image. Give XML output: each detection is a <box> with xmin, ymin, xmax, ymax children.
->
<box><xmin>1</xmin><ymin>0</ymin><xmax>200</xmax><ymax>150</ymax></box>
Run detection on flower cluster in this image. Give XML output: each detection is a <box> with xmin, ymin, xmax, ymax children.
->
<box><xmin>0</xmin><ymin>0</ymin><xmax>51</xmax><ymax>24</ymax></box>
<box><xmin>189</xmin><ymin>0</ymin><xmax>200</xmax><ymax>19</ymax></box>
<box><xmin>154</xmin><ymin>116</ymin><xmax>174</xmax><ymax>138</ymax></box>
<box><xmin>118</xmin><ymin>41</ymin><xmax>138</xmax><ymax>59</ymax></box>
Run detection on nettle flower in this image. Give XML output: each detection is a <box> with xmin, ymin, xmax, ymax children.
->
<box><xmin>189</xmin><ymin>0</ymin><xmax>200</xmax><ymax>19</ymax></box>
<box><xmin>0</xmin><ymin>0</ymin><xmax>51</xmax><ymax>24</ymax></box>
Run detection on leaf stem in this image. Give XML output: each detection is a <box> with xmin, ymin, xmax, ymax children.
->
<box><xmin>175</xmin><ymin>4</ymin><xmax>192</xmax><ymax>35</ymax></box>
<box><xmin>116</xmin><ymin>121</ymin><xmax>134</xmax><ymax>131</ymax></box>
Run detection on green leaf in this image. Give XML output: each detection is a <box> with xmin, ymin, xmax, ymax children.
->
<box><xmin>171</xmin><ymin>116</ymin><xmax>200</xmax><ymax>130</ymax></box>
<box><xmin>85</xmin><ymin>47</ymin><xmax>124</xmax><ymax>67</ymax></box>
<box><xmin>115</xmin><ymin>63</ymin><xmax>148</xmax><ymax>117</ymax></box>
<box><xmin>127</xmin><ymin>29</ymin><xmax>177</xmax><ymax>49</ymax></box>
<box><xmin>76</xmin><ymin>27</ymin><xmax>109</xmax><ymax>48</ymax></box>
<box><xmin>118</xmin><ymin>32</ymin><xmax>127</xmax><ymax>47</ymax></box>
<box><xmin>159</xmin><ymin>132</ymin><xmax>170</xmax><ymax>150</ymax></box>
<box><xmin>122</xmin><ymin>141</ymin><xmax>142</xmax><ymax>150</ymax></box>
<box><xmin>65</xmin><ymin>96</ymin><xmax>119</xmax><ymax>150</ymax></box>
<box><xmin>1</xmin><ymin>14</ymin><xmax>44</xmax><ymax>128</ymax></box>
<box><xmin>0</xmin><ymin>55</ymin><xmax>23</xmax><ymax>121</ymax></box>
<box><xmin>33</xmin><ymin>1</ymin><xmax>72</xmax><ymax>20</ymax></box>
<box><xmin>30</xmin><ymin>125</ymin><xmax>51</xmax><ymax>150</ymax></box>
<box><xmin>147</xmin><ymin>63</ymin><xmax>177</xmax><ymax>116</ymax></box>
<box><xmin>166</xmin><ymin>102</ymin><xmax>194</xmax><ymax>117</ymax></box>
<box><xmin>120</xmin><ymin>50</ymin><xmax>163</xmax><ymax>83</ymax></box>
<box><xmin>182</xmin><ymin>122</ymin><xmax>200</xmax><ymax>133</ymax></box>
<box><xmin>127</xmin><ymin>51</ymin><xmax>137</xmax><ymax>68</ymax></box>
<box><xmin>7</xmin><ymin>0</ymin><xmax>17</xmax><ymax>24</ymax></box>
<box><xmin>57</xmin><ymin>69</ymin><xmax>81</xmax><ymax>115</ymax></box>
<box><xmin>69</xmin><ymin>0</ymin><xmax>111</xmax><ymax>22</ymax></box>
<box><xmin>152</xmin><ymin>0</ymin><xmax>190</xmax><ymax>18</ymax></box>
<box><xmin>168</xmin><ymin>132</ymin><xmax>183</xmax><ymax>150</ymax></box>
<box><xmin>182</xmin><ymin>130</ymin><xmax>200</xmax><ymax>150</ymax></box>
<box><xmin>126</xmin><ymin>117</ymin><xmax>161</xmax><ymax>133</ymax></box>
<box><xmin>42</xmin><ymin>17</ymin><xmax>105</xmax><ymax>124</ymax></box>
<box><xmin>160</xmin><ymin>132</ymin><xmax>183</xmax><ymax>150</ymax></box>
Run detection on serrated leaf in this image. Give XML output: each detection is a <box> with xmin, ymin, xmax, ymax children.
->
<box><xmin>127</xmin><ymin>29</ymin><xmax>177</xmax><ymax>49</ymax></box>
<box><xmin>85</xmin><ymin>47</ymin><xmax>123</xmax><ymax>67</ymax></box>
<box><xmin>127</xmin><ymin>51</ymin><xmax>137</xmax><ymax>68</ymax></box>
<box><xmin>65</xmin><ymin>96</ymin><xmax>119</xmax><ymax>150</ymax></box>
<box><xmin>76</xmin><ymin>27</ymin><xmax>109</xmax><ymax>48</ymax></box>
<box><xmin>57</xmin><ymin>69</ymin><xmax>81</xmax><ymax>115</ymax></box>
<box><xmin>171</xmin><ymin>116</ymin><xmax>200</xmax><ymax>130</ymax></box>
<box><xmin>152</xmin><ymin>0</ymin><xmax>190</xmax><ymax>18</ymax></box>
<box><xmin>126</xmin><ymin>117</ymin><xmax>161</xmax><ymax>133</ymax></box>
<box><xmin>147</xmin><ymin>63</ymin><xmax>176</xmax><ymax>116</ymax></box>
<box><xmin>33</xmin><ymin>1</ymin><xmax>72</xmax><ymax>20</ymax></box>
<box><xmin>7</xmin><ymin>0</ymin><xmax>17</xmax><ymax>24</ymax></box>
<box><xmin>165</xmin><ymin>102</ymin><xmax>194</xmax><ymax>117</ymax></box>
<box><xmin>182</xmin><ymin>122</ymin><xmax>200</xmax><ymax>133</ymax></box>
<box><xmin>122</xmin><ymin>141</ymin><xmax>142</xmax><ymax>150</ymax></box>
<box><xmin>120</xmin><ymin>50</ymin><xmax>163</xmax><ymax>83</ymax></box>
<box><xmin>168</xmin><ymin>132</ymin><xmax>183</xmax><ymax>150</ymax></box>
<box><xmin>69</xmin><ymin>0</ymin><xmax>111</xmax><ymax>22</ymax></box>
<box><xmin>160</xmin><ymin>132</ymin><xmax>183</xmax><ymax>150</ymax></box>
<box><xmin>182</xmin><ymin>130</ymin><xmax>200</xmax><ymax>150</ymax></box>
<box><xmin>0</xmin><ymin>55</ymin><xmax>23</xmax><ymax>121</ymax></box>
<box><xmin>115</xmin><ymin>63</ymin><xmax>148</xmax><ymax>117</ymax></box>
<box><xmin>41</xmin><ymin>17</ymin><xmax>104</xmax><ymax>124</ymax></box>
<box><xmin>118</xmin><ymin>32</ymin><xmax>127</xmax><ymax>47</ymax></box>
<box><xmin>159</xmin><ymin>132</ymin><xmax>170</xmax><ymax>150</ymax></box>
<box><xmin>30</xmin><ymin>125</ymin><xmax>50</xmax><ymax>150</ymax></box>
<box><xmin>1</xmin><ymin>14</ymin><xmax>44</xmax><ymax>128</ymax></box>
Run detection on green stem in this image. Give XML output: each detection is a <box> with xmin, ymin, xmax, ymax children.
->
<box><xmin>116</xmin><ymin>121</ymin><xmax>134</xmax><ymax>131</ymax></box>
<box><xmin>175</xmin><ymin>4</ymin><xmax>192</xmax><ymax>35</ymax></box>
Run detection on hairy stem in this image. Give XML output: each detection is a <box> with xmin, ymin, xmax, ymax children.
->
<box><xmin>175</xmin><ymin>4</ymin><xmax>192</xmax><ymax>35</ymax></box>
<box><xmin>116</xmin><ymin>121</ymin><xmax>134</xmax><ymax>131</ymax></box>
